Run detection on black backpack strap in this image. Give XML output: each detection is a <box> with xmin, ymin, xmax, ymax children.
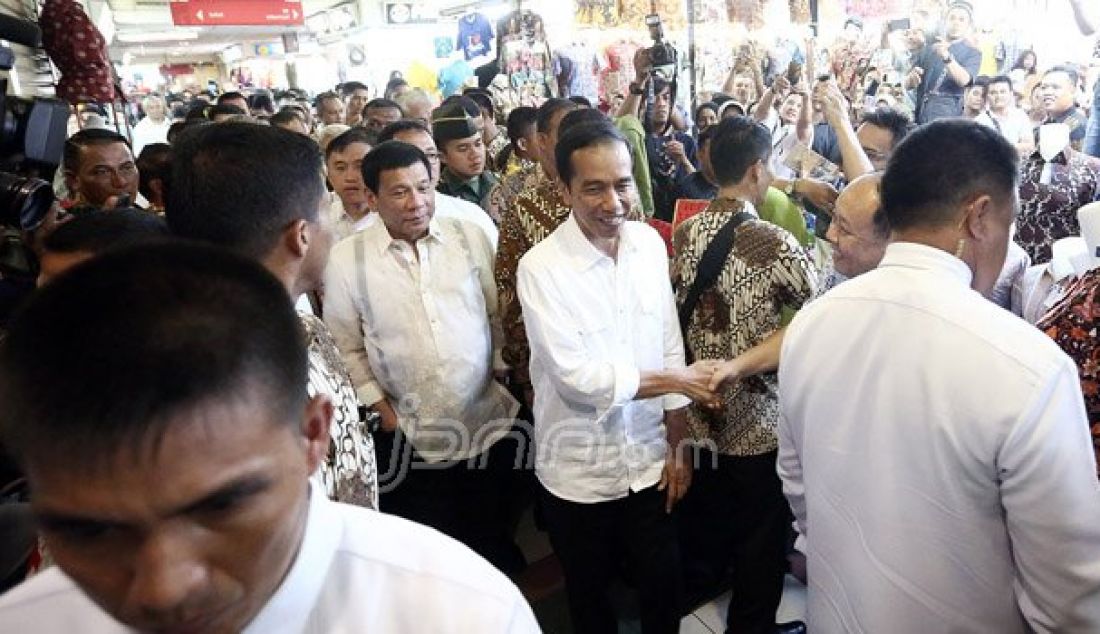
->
<box><xmin>678</xmin><ymin>209</ymin><xmax>754</xmax><ymax>336</ymax></box>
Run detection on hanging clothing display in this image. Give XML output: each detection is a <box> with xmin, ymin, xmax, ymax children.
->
<box><xmin>490</xmin><ymin>11</ymin><xmax>557</xmax><ymax>118</ymax></box>
<box><xmin>554</xmin><ymin>43</ymin><xmax>605</xmax><ymax>105</ymax></box>
<box><xmin>576</xmin><ymin>0</ymin><xmax>620</xmax><ymax>28</ymax></box>
<box><xmin>41</xmin><ymin>0</ymin><xmax>121</xmax><ymax>105</ymax></box>
<box><xmin>600</xmin><ymin>40</ymin><xmax>641</xmax><ymax>107</ymax></box>
<box><xmin>457</xmin><ymin>12</ymin><xmax>494</xmax><ymax>60</ymax></box>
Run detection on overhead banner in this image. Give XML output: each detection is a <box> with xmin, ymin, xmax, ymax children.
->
<box><xmin>170</xmin><ymin>0</ymin><xmax>305</xmax><ymax>27</ymax></box>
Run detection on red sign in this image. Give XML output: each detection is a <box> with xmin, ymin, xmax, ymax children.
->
<box><xmin>170</xmin><ymin>0</ymin><xmax>305</xmax><ymax>27</ymax></box>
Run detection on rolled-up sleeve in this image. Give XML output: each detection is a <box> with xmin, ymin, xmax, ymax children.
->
<box><xmin>517</xmin><ymin>257</ymin><xmax>639</xmax><ymax>416</ymax></box>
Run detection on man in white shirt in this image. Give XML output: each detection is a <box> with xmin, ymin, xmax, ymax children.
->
<box><xmin>0</xmin><ymin>243</ymin><xmax>538</xmax><ymax>633</ymax></box>
<box><xmin>517</xmin><ymin>121</ymin><xmax>719</xmax><ymax>633</ymax></box>
<box><xmin>324</xmin><ymin>127</ymin><xmax>373</xmax><ymax>243</ymax></box>
<box><xmin>976</xmin><ymin>75</ymin><xmax>1035</xmax><ymax>156</ymax></box>
<box><xmin>324</xmin><ymin>141</ymin><xmax>524</xmax><ymax>573</ymax></box>
<box><xmin>131</xmin><ymin>94</ymin><xmax>171</xmax><ymax>156</ymax></box>
<box><xmin>378</xmin><ymin>119</ymin><xmax>498</xmax><ymax>245</ymax></box>
<box><xmin>778</xmin><ymin>119</ymin><xmax>1100</xmax><ymax>632</ymax></box>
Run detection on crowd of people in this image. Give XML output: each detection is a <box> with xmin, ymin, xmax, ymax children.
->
<box><xmin>2</xmin><ymin>0</ymin><xmax>1100</xmax><ymax>633</ymax></box>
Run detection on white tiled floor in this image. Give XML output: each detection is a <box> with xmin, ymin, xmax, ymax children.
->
<box><xmin>680</xmin><ymin>575</ymin><xmax>807</xmax><ymax>633</ymax></box>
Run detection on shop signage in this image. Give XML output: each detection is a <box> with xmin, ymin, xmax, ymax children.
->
<box><xmin>385</xmin><ymin>3</ymin><xmax>439</xmax><ymax>24</ymax></box>
<box><xmin>170</xmin><ymin>0</ymin><xmax>305</xmax><ymax>27</ymax></box>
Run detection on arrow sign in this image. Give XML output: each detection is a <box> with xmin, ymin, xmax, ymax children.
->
<box><xmin>170</xmin><ymin>0</ymin><xmax>305</xmax><ymax>26</ymax></box>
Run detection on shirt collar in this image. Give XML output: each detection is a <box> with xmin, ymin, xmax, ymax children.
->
<box><xmin>242</xmin><ymin>482</ymin><xmax>341</xmax><ymax>633</ymax></box>
<box><xmin>560</xmin><ymin>213</ymin><xmax>638</xmax><ymax>272</ymax></box>
<box><xmin>442</xmin><ymin>168</ymin><xmax>482</xmax><ymax>195</ymax></box>
<box><xmin>364</xmin><ymin>214</ymin><xmax>445</xmax><ymax>257</ymax></box>
<box><xmin>878</xmin><ymin>242</ymin><xmax>974</xmax><ymax>287</ymax></box>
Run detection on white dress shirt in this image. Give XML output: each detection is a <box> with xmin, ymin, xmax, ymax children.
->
<box><xmin>324</xmin><ymin>215</ymin><xmax>518</xmax><ymax>462</ymax></box>
<box><xmin>329</xmin><ymin>193</ymin><xmax>498</xmax><ymax>248</ymax></box>
<box><xmin>976</xmin><ymin>108</ymin><xmax>1034</xmax><ymax>147</ymax></box>
<box><xmin>0</xmin><ymin>484</ymin><xmax>540</xmax><ymax>633</ymax></box>
<box><xmin>778</xmin><ymin>242</ymin><xmax>1100</xmax><ymax>633</ymax></box>
<box><xmin>434</xmin><ymin>192</ymin><xmax>499</xmax><ymax>246</ymax></box>
<box><xmin>517</xmin><ymin>215</ymin><xmax>691</xmax><ymax>504</ymax></box>
<box><xmin>130</xmin><ymin>116</ymin><xmax>171</xmax><ymax>156</ymax></box>
<box><xmin>326</xmin><ymin>197</ymin><xmax>374</xmax><ymax>244</ymax></box>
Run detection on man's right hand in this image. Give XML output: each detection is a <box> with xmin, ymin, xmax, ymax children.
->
<box><xmin>371</xmin><ymin>398</ymin><xmax>399</xmax><ymax>433</ymax></box>
<box><xmin>678</xmin><ymin>361</ymin><xmax>721</xmax><ymax>408</ymax></box>
<box><xmin>817</xmin><ymin>80</ymin><xmax>850</xmax><ymax>125</ymax></box>
<box><xmin>633</xmin><ymin>48</ymin><xmax>652</xmax><ymax>83</ymax></box>
<box><xmin>772</xmin><ymin>75</ymin><xmax>792</xmax><ymax>97</ymax></box>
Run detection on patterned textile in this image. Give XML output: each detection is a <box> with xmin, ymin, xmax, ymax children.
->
<box><xmin>487</xmin><ymin>132</ymin><xmax>510</xmax><ymax>172</ymax></box>
<box><xmin>672</xmin><ymin>198</ymin><xmax>817</xmax><ymax>456</ymax></box>
<box><xmin>302</xmin><ymin>314</ymin><xmax>378</xmax><ymax>509</ymax></box>
<box><xmin>1016</xmin><ymin>149</ymin><xmax>1100</xmax><ymax>264</ymax></box>
<box><xmin>495</xmin><ymin>169</ymin><xmax>645</xmax><ymax>387</ymax></box>
<box><xmin>489</xmin><ymin>160</ymin><xmax>539</xmax><ymax>222</ymax></box>
<box><xmin>1037</xmin><ymin>269</ymin><xmax>1100</xmax><ymax>478</ymax></box>
<box><xmin>41</xmin><ymin>0</ymin><xmax>119</xmax><ymax>105</ymax></box>
<box><xmin>437</xmin><ymin>168</ymin><xmax>502</xmax><ymax>223</ymax></box>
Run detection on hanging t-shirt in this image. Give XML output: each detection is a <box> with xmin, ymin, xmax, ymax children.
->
<box><xmin>457</xmin><ymin>12</ymin><xmax>494</xmax><ymax>61</ymax></box>
<box><xmin>554</xmin><ymin>44</ymin><xmax>604</xmax><ymax>104</ymax></box>
<box><xmin>439</xmin><ymin>60</ymin><xmax>474</xmax><ymax>98</ymax></box>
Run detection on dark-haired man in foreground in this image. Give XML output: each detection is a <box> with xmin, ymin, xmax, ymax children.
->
<box><xmin>167</xmin><ymin>122</ymin><xmax>378</xmax><ymax>510</ymax></box>
<box><xmin>0</xmin><ymin>243</ymin><xmax>539</xmax><ymax>632</ymax></box>
<box><xmin>779</xmin><ymin>119</ymin><xmax>1100</xmax><ymax>631</ymax></box>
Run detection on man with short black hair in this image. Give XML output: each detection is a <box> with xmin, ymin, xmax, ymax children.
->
<box><xmin>1038</xmin><ymin>65</ymin><xmax>1090</xmax><ymax>152</ymax></box>
<box><xmin>135</xmin><ymin>143</ymin><xmax>171</xmax><ymax>213</ymax></box>
<box><xmin>208</xmin><ymin>103</ymin><xmax>248</xmax><ymax>123</ymax></box>
<box><xmin>215</xmin><ymin>90</ymin><xmax>250</xmax><ymax>114</ymax></box>
<box><xmin>361</xmin><ymin>98</ymin><xmax>402</xmax><ymax>139</ymax></box>
<box><xmin>976</xmin><ymin>75</ymin><xmax>1034</xmax><ymax>155</ymax></box>
<box><xmin>324</xmin><ymin>128</ymin><xmax>373</xmax><ymax>241</ymax></box>
<box><xmin>906</xmin><ymin>1</ymin><xmax>982</xmax><ymax>123</ymax></box>
<box><xmin>63</xmin><ymin>128</ymin><xmax>140</xmax><ymax>209</ymax></box>
<box><xmin>342</xmin><ymin>81</ymin><xmax>371</xmax><ymax>126</ymax></box>
<box><xmin>672</xmin><ymin>117</ymin><xmax>816</xmax><ymax>633</ymax></box>
<box><xmin>167</xmin><ymin>122</ymin><xmax>379</xmax><ymax>511</ymax></box>
<box><xmin>779</xmin><ymin>119</ymin><xmax>1100</xmax><ymax>631</ymax></box>
<box><xmin>0</xmin><ymin>243</ymin><xmax>539</xmax><ymax>632</ymax></box>
<box><xmin>37</xmin><ymin>209</ymin><xmax>169</xmax><ymax>286</ymax></box>
<box><xmin>433</xmin><ymin>99</ymin><xmax>501</xmax><ymax>221</ymax></box>
<box><xmin>856</xmin><ymin>106</ymin><xmax>914</xmax><ymax>171</ymax></box>
<box><xmin>376</xmin><ymin>119</ymin><xmax>498</xmax><ymax>243</ymax></box>
<box><xmin>270</xmin><ymin>109</ymin><xmax>310</xmax><ymax>135</ymax></box>
<box><xmin>517</xmin><ymin>121</ymin><xmax>718</xmax><ymax>633</ymax></box>
<box><xmin>323</xmin><ymin>141</ymin><xmax>523</xmax><ymax>573</ymax></box>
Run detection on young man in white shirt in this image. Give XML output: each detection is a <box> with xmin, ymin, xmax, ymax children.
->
<box><xmin>778</xmin><ymin>119</ymin><xmax>1100</xmax><ymax>632</ymax></box>
<box><xmin>516</xmin><ymin>121</ymin><xmax>719</xmax><ymax>633</ymax></box>
<box><xmin>0</xmin><ymin>243</ymin><xmax>538</xmax><ymax>633</ymax></box>
<box><xmin>131</xmin><ymin>94</ymin><xmax>171</xmax><ymax>156</ymax></box>
<box><xmin>323</xmin><ymin>127</ymin><xmax>373</xmax><ymax>243</ymax></box>
<box><xmin>975</xmin><ymin>75</ymin><xmax>1035</xmax><ymax>155</ymax></box>
<box><xmin>323</xmin><ymin>141</ymin><xmax>524</xmax><ymax>573</ymax></box>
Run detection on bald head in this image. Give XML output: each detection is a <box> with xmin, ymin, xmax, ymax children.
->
<box><xmin>826</xmin><ymin>173</ymin><xmax>888</xmax><ymax>278</ymax></box>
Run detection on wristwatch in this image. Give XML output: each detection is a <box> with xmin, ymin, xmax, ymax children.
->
<box><xmin>784</xmin><ymin>179</ymin><xmax>798</xmax><ymax>196</ymax></box>
<box><xmin>629</xmin><ymin>81</ymin><xmax>646</xmax><ymax>95</ymax></box>
<box><xmin>942</xmin><ymin>54</ymin><xmax>953</xmax><ymax>64</ymax></box>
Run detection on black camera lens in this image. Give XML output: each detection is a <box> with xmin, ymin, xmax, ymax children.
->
<box><xmin>0</xmin><ymin>172</ymin><xmax>53</xmax><ymax>231</ymax></box>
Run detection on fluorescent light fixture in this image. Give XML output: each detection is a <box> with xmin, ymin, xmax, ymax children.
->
<box><xmin>116</xmin><ymin>29</ymin><xmax>201</xmax><ymax>43</ymax></box>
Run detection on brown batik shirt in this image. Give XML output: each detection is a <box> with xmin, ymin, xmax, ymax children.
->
<box><xmin>672</xmin><ymin>198</ymin><xmax>817</xmax><ymax>456</ymax></box>
<box><xmin>1016</xmin><ymin>148</ymin><xmax>1100</xmax><ymax>264</ymax></box>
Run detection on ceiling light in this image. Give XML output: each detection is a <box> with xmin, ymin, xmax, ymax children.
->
<box><xmin>116</xmin><ymin>29</ymin><xmax>201</xmax><ymax>43</ymax></box>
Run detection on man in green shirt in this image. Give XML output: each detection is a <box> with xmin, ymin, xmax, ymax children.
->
<box><xmin>432</xmin><ymin>99</ymin><xmax>501</xmax><ymax>223</ymax></box>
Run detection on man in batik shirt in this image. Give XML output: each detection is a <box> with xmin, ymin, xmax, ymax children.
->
<box><xmin>672</xmin><ymin>117</ymin><xmax>816</xmax><ymax>632</ymax></box>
